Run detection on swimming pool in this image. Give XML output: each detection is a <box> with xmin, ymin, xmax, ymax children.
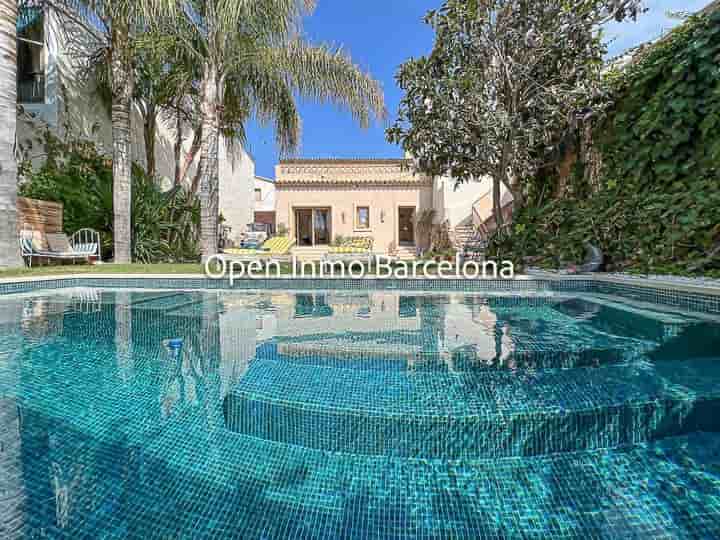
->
<box><xmin>1</xmin><ymin>285</ymin><xmax>719</xmax><ymax>539</ymax></box>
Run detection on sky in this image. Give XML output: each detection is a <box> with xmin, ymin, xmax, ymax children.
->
<box><xmin>246</xmin><ymin>0</ymin><xmax>712</xmax><ymax>179</ymax></box>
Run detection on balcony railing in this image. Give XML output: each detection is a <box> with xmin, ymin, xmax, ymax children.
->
<box><xmin>17</xmin><ymin>73</ymin><xmax>45</xmax><ymax>103</ymax></box>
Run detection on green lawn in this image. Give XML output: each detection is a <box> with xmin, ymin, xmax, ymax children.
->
<box><xmin>0</xmin><ymin>263</ymin><xmax>208</xmax><ymax>279</ymax></box>
<box><xmin>0</xmin><ymin>260</ymin><xmax>473</xmax><ymax>280</ymax></box>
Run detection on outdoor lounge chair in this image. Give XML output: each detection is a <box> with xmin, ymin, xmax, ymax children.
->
<box><xmin>322</xmin><ymin>237</ymin><xmax>374</xmax><ymax>266</ymax></box>
<box><xmin>20</xmin><ymin>228</ymin><xmax>101</xmax><ymax>267</ymax></box>
<box><xmin>221</xmin><ymin>236</ymin><xmax>295</xmax><ymax>265</ymax></box>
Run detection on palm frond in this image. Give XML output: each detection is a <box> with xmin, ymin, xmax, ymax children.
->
<box><xmin>260</xmin><ymin>39</ymin><xmax>387</xmax><ymax>128</ymax></box>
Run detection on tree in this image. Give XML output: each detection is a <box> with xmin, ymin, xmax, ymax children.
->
<box><xmin>387</xmin><ymin>0</ymin><xmax>645</xmax><ymax>227</ymax></box>
<box><xmin>0</xmin><ymin>0</ymin><xmax>22</xmax><ymax>268</ymax></box>
<box><xmin>54</xmin><ymin>0</ymin><xmax>176</xmax><ymax>262</ymax></box>
<box><xmin>164</xmin><ymin>0</ymin><xmax>386</xmax><ymax>261</ymax></box>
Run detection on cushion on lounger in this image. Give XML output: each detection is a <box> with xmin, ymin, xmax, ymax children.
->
<box><xmin>262</xmin><ymin>237</ymin><xmax>294</xmax><ymax>255</ymax></box>
<box><xmin>224</xmin><ymin>248</ymin><xmax>259</xmax><ymax>256</ymax></box>
<box><xmin>31</xmin><ymin>231</ymin><xmax>49</xmax><ymax>252</ymax></box>
<box><xmin>46</xmin><ymin>233</ymin><xmax>72</xmax><ymax>253</ymax></box>
<box><xmin>329</xmin><ymin>237</ymin><xmax>373</xmax><ymax>254</ymax></box>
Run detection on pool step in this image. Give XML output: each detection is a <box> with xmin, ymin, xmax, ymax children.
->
<box><xmin>223</xmin><ymin>356</ymin><xmax>720</xmax><ymax>458</ymax></box>
<box><xmin>551</xmin><ymin>297</ymin><xmax>689</xmax><ymax>342</ymax></box>
<box><xmin>38</xmin><ymin>406</ymin><xmax>720</xmax><ymax>540</ymax></box>
<box><xmin>260</xmin><ymin>342</ymin><xmax>633</xmax><ymax>372</ymax></box>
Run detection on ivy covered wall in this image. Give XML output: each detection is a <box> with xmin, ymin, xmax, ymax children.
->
<box><xmin>491</xmin><ymin>7</ymin><xmax>720</xmax><ymax>276</ymax></box>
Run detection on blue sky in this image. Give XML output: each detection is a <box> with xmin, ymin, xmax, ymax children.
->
<box><xmin>247</xmin><ymin>0</ymin><xmax>711</xmax><ymax>178</ymax></box>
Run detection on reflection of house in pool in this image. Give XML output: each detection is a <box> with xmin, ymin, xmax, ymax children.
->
<box><xmin>253</xmin><ymin>293</ymin><xmax>512</xmax><ymax>371</ymax></box>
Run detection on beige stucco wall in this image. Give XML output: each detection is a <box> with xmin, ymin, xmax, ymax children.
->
<box><xmin>276</xmin><ymin>183</ymin><xmax>433</xmax><ymax>254</ymax></box>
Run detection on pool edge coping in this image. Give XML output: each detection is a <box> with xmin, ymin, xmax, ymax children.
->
<box><xmin>1</xmin><ymin>271</ymin><xmax>719</xmax><ymax>296</ymax></box>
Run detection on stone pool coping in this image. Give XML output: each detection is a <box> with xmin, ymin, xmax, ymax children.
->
<box><xmin>1</xmin><ymin>272</ymin><xmax>719</xmax><ymax>314</ymax></box>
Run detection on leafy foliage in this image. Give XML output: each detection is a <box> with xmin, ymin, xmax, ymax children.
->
<box><xmin>387</xmin><ymin>0</ymin><xmax>643</xmax><ymax>223</ymax></box>
<box><xmin>19</xmin><ymin>135</ymin><xmax>200</xmax><ymax>263</ymax></box>
<box><xmin>489</xmin><ymin>9</ymin><xmax>720</xmax><ymax>276</ymax></box>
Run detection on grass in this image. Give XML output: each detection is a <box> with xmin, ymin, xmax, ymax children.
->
<box><xmin>0</xmin><ymin>260</ymin><xmax>471</xmax><ymax>280</ymax></box>
<box><xmin>0</xmin><ymin>263</ymin><xmax>208</xmax><ymax>279</ymax></box>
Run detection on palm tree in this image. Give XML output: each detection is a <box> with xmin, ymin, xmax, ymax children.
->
<box><xmin>0</xmin><ymin>0</ymin><xmax>22</xmax><ymax>269</ymax></box>
<box><xmin>167</xmin><ymin>0</ymin><xmax>385</xmax><ymax>261</ymax></box>
<box><xmin>55</xmin><ymin>0</ymin><xmax>176</xmax><ymax>263</ymax></box>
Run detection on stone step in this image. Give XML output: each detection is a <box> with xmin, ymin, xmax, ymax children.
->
<box><xmin>28</xmin><ymin>402</ymin><xmax>720</xmax><ymax>539</ymax></box>
<box><xmin>223</xmin><ymin>354</ymin><xmax>720</xmax><ymax>458</ymax></box>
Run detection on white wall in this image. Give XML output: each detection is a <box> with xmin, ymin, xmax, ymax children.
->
<box><xmin>218</xmin><ymin>141</ymin><xmax>255</xmax><ymax>246</ymax></box>
<box><xmin>254</xmin><ymin>177</ymin><xmax>276</xmax><ymax>213</ymax></box>
<box><xmin>433</xmin><ymin>175</ymin><xmax>492</xmax><ymax>228</ymax></box>
<box><xmin>432</xmin><ymin>174</ymin><xmax>514</xmax><ymax>229</ymax></box>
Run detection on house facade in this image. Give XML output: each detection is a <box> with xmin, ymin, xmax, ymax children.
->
<box><xmin>16</xmin><ymin>5</ymin><xmax>255</xmax><ymax>246</ymax></box>
<box><xmin>275</xmin><ymin>158</ymin><xmax>507</xmax><ymax>257</ymax></box>
<box><xmin>275</xmin><ymin>159</ymin><xmax>435</xmax><ymax>257</ymax></box>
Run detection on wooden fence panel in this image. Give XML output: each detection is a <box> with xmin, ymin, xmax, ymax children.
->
<box><xmin>17</xmin><ymin>197</ymin><xmax>63</xmax><ymax>233</ymax></box>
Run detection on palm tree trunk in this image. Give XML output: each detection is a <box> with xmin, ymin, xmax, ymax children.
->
<box><xmin>198</xmin><ymin>62</ymin><xmax>221</xmax><ymax>262</ymax></box>
<box><xmin>182</xmin><ymin>126</ymin><xmax>203</xmax><ymax>189</ymax></box>
<box><xmin>173</xmin><ymin>111</ymin><xmax>183</xmax><ymax>185</ymax></box>
<box><xmin>110</xmin><ymin>21</ymin><xmax>134</xmax><ymax>264</ymax></box>
<box><xmin>0</xmin><ymin>1</ymin><xmax>22</xmax><ymax>269</ymax></box>
<box><xmin>143</xmin><ymin>103</ymin><xmax>157</xmax><ymax>178</ymax></box>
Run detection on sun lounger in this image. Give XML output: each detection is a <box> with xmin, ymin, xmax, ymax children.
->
<box><xmin>221</xmin><ymin>236</ymin><xmax>295</xmax><ymax>265</ymax></box>
<box><xmin>323</xmin><ymin>237</ymin><xmax>374</xmax><ymax>266</ymax></box>
<box><xmin>20</xmin><ymin>228</ymin><xmax>100</xmax><ymax>267</ymax></box>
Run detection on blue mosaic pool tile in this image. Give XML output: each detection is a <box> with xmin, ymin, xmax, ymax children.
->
<box><xmin>1</xmin><ymin>287</ymin><xmax>720</xmax><ymax>538</ymax></box>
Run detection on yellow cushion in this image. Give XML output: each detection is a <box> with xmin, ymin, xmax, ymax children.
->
<box><xmin>331</xmin><ymin>237</ymin><xmax>372</xmax><ymax>253</ymax></box>
<box><xmin>262</xmin><ymin>236</ymin><xmax>294</xmax><ymax>255</ymax></box>
<box><xmin>224</xmin><ymin>248</ymin><xmax>258</xmax><ymax>256</ymax></box>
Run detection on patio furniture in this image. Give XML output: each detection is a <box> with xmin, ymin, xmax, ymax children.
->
<box><xmin>222</xmin><ymin>236</ymin><xmax>295</xmax><ymax>266</ymax></box>
<box><xmin>323</xmin><ymin>237</ymin><xmax>375</xmax><ymax>266</ymax></box>
<box><xmin>20</xmin><ymin>228</ymin><xmax>101</xmax><ymax>267</ymax></box>
<box><xmin>239</xmin><ymin>230</ymin><xmax>268</xmax><ymax>249</ymax></box>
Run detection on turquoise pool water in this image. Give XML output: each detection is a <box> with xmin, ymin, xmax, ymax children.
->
<box><xmin>1</xmin><ymin>288</ymin><xmax>719</xmax><ymax>539</ymax></box>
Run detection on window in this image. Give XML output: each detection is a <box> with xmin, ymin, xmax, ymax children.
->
<box><xmin>17</xmin><ymin>7</ymin><xmax>45</xmax><ymax>103</ymax></box>
<box><xmin>254</xmin><ymin>188</ymin><xmax>262</xmax><ymax>202</ymax></box>
<box><xmin>356</xmin><ymin>206</ymin><xmax>370</xmax><ymax>230</ymax></box>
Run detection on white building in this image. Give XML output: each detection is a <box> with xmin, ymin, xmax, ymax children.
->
<box><xmin>16</xmin><ymin>5</ymin><xmax>255</xmax><ymax>247</ymax></box>
<box><xmin>252</xmin><ymin>175</ymin><xmax>276</xmax><ymax>233</ymax></box>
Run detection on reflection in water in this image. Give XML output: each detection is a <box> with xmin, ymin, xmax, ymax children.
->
<box><xmin>0</xmin><ymin>288</ymin><xmax>718</xmax><ymax>538</ymax></box>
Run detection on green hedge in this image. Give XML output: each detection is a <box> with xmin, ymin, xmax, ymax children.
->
<box><xmin>490</xmin><ymin>9</ymin><xmax>720</xmax><ymax>276</ymax></box>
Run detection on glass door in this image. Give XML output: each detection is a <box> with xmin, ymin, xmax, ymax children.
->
<box><xmin>295</xmin><ymin>208</ymin><xmax>331</xmax><ymax>246</ymax></box>
<box><xmin>314</xmin><ymin>209</ymin><xmax>331</xmax><ymax>245</ymax></box>
<box><xmin>398</xmin><ymin>207</ymin><xmax>416</xmax><ymax>245</ymax></box>
<box><xmin>296</xmin><ymin>209</ymin><xmax>313</xmax><ymax>246</ymax></box>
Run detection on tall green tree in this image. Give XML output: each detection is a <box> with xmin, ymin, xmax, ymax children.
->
<box><xmin>163</xmin><ymin>0</ymin><xmax>386</xmax><ymax>261</ymax></box>
<box><xmin>55</xmin><ymin>0</ymin><xmax>176</xmax><ymax>262</ymax></box>
<box><xmin>388</xmin><ymin>0</ymin><xmax>645</xmax><ymax>227</ymax></box>
<box><xmin>0</xmin><ymin>0</ymin><xmax>22</xmax><ymax>268</ymax></box>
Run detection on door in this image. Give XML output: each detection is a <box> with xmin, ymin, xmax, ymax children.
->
<box><xmin>314</xmin><ymin>208</ymin><xmax>331</xmax><ymax>245</ymax></box>
<box><xmin>296</xmin><ymin>209</ymin><xmax>313</xmax><ymax>246</ymax></box>
<box><xmin>398</xmin><ymin>207</ymin><xmax>416</xmax><ymax>245</ymax></box>
<box><xmin>295</xmin><ymin>208</ymin><xmax>332</xmax><ymax>246</ymax></box>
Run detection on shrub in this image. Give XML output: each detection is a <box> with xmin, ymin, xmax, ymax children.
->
<box><xmin>19</xmin><ymin>134</ymin><xmax>200</xmax><ymax>263</ymax></box>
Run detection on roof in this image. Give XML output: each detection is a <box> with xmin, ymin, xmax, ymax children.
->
<box><xmin>280</xmin><ymin>158</ymin><xmax>411</xmax><ymax>165</ymax></box>
<box><xmin>255</xmin><ymin>175</ymin><xmax>275</xmax><ymax>184</ymax></box>
<box><xmin>275</xmin><ymin>158</ymin><xmax>432</xmax><ymax>187</ymax></box>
